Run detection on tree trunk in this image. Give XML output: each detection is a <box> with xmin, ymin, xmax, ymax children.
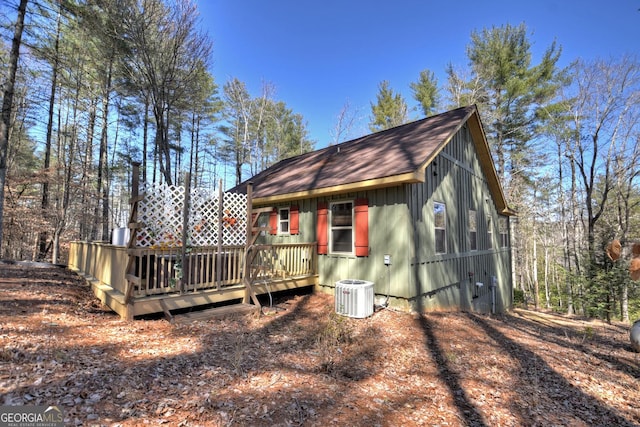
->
<box><xmin>532</xmin><ymin>236</ymin><xmax>539</xmax><ymax>310</ymax></box>
<box><xmin>554</xmin><ymin>263</ymin><xmax>563</xmax><ymax>309</ymax></box>
<box><xmin>621</xmin><ymin>282</ymin><xmax>629</xmax><ymax>323</ymax></box>
<box><xmin>80</xmin><ymin>97</ymin><xmax>98</xmax><ymax>240</ymax></box>
<box><xmin>0</xmin><ymin>0</ymin><xmax>28</xmax><ymax>255</ymax></box>
<box><xmin>154</xmin><ymin>105</ymin><xmax>173</xmax><ymax>185</ymax></box>
<box><xmin>544</xmin><ymin>245</ymin><xmax>550</xmax><ymax>309</ymax></box>
<box><xmin>143</xmin><ymin>95</ymin><xmax>149</xmax><ymax>183</ymax></box>
<box><xmin>559</xmin><ymin>142</ymin><xmax>574</xmax><ymax>314</ymax></box>
<box><xmin>38</xmin><ymin>3</ymin><xmax>61</xmax><ymax>259</ymax></box>
<box><xmin>93</xmin><ymin>56</ymin><xmax>114</xmax><ymax>241</ymax></box>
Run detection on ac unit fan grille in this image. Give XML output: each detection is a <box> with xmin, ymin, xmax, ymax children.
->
<box><xmin>334</xmin><ymin>280</ymin><xmax>374</xmax><ymax>318</ymax></box>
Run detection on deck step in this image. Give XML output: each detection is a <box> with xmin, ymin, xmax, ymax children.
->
<box><xmin>173</xmin><ymin>303</ymin><xmax>260</xmax><ymax>323</ymax></box>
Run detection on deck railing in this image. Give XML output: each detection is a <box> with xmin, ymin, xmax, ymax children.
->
<box><xmin>130</xmin><ymin>245</ymin><xmax>246</xmax><ymax>297</ymax></box>
<box><xmin>250</xmin><ymin>243</ymin><xmax>317</xmax><ymax>282</ymax></box>
<box><xmin>128</xmin><ymin>242</ymin><xmax>317</xmax><ymax>298</ymax></box>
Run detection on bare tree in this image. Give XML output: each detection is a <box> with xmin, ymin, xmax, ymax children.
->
<box><xmin>329</xmin><ymin>99</ymin><xmax>359</xmax><ymax>145</ymax></box>
<box><xmin>221</xmin><ymin>78</ymin><xmax>275</xmax><ymax>184</ymax></box>
<box><xmin>567</xmin><ymin>57</ymin><xmax>640</xmax><ymax>267</ymax></box>
<box><xmin>558</xmin><ymin>56</ymin><xmax>640</xmax><ymax>320</ymax></box>
<box><xmin>444</xmin><ymin>62</ymin><xmax>487</xmax><ymax>109</ymax></box>
<box><xmin>610</xmin><ymin>91</ymin><xmax>640</xmax><ymax>322</ymax></box>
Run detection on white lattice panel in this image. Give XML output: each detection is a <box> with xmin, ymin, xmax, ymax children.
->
<box><xmin>189</xmin><ymin>187</ymin><xmax>220</xmax><ymax>247</ymax></box>
<box><xmin>221</xmin><ymin>191</ymin><xmax>248</xmax><ymax>245</ymax></box>
<box><xmin>135</xmin><ymin>182</ymin><xmax>247</xmax><ymax>248</ymax></box>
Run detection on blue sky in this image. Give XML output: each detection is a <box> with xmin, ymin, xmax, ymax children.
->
<box><xmin>197</xmin><ymin>0</ymin><xmax>639</xmax><ymax>148</ymax></box>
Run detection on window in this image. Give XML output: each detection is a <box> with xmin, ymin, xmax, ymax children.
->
<box><xmin>318</xmin><ymin>199</ymin><xmax>368</xmax><ymax>256</ymax></box>
<box><xmin>279</xmin><ymin>207</ymin><xmax>290</xmax><ymax>234</ymax></box>
<box><xmin>487</xmin><ymin>218</ymin><xmax>493</xmax><ymax>249</ymax></box>
<box><xmin>270</xmin><ymin>206</ymin><xmax>298</xmax><ymax>235</ymax></box>
<box><xmin>434</xmin><ymin>202</ymin><xmax>447</xmax><ymax>254</ymax></box>
<box><xmin>330</xmin><ymin>201</ymin><xmax>353</xmax><ymax>254</ymax></box>
<box><xmin>469</xmin><ymin>209</ymin><xmax>477</xmax><ymax>251</ymax></box>
<box><xmin>499</xmin><ymin>217</ymin><xmax>509</xmax><ymax>248</ymax></box>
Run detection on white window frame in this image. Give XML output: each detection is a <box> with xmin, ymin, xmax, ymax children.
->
<box><xmin>469</xmin><ymin>209</ymin><xmax>477</xmax><ymax>251</ymax></box>
<box><xmin>278</xmin><ymin>207</ymin><xmax>290</xmax><ymax>235</ymax></box>
<box><xmin>499</xmin><ymin>217</ymin><xmax>509</xmax><ymax>248</ymax></box>
<box><xmin>434</xmin><ymin>202</ymin><xmax>447</xmax><ymax>254</ymax></box>
<box><xmin>329</xmin><ymin>201</ymin><xmax>354</xmax><ymax>255</ymax></box>
<box><xmin>487</xmin><ymin>217</ymin><xmax>493</xmax><ymax>249</ymax></box>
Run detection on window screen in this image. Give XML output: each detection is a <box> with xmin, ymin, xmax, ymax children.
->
<box><xmin>330</xmin><ymin>202</ymin><xmax>353</xmax><ymax>254</ymax></box>
<box><xmin>434</xmin><ymin>202</ymin><xmax>446</xmax><ymax>254</ymax></box>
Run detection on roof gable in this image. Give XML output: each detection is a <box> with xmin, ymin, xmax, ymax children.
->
<box><xmin>232</xmin><ymin>105</ymin><xmax>513</xmax><ymax>215</ymax></box>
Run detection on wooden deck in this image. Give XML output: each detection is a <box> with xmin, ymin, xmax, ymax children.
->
<box><xmin>77</xmin><ymin>270</ymin><xmax>317</xmax><ymax>319</ymax></box>
<box><xmin>68</xmin><ymin>241</ymin><xmax>318</xmax><ymax>319</ymax></box>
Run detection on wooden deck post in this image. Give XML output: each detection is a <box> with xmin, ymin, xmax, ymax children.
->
<box><xmin>179</xmin><ymin>172</ymin><xmax>191</xmax><ymax>293</ymax></box>
<box><xmin>243</xmin><ymin>182</ymin><xmax>253</xmax><ymax>305</ymax></box>
<box><xmin>124</xmin><ymin>161</ymin><xmax>142</xmax><ymax>320</ymax></box>
<box><xmin>246</xmin><ymin>182</ymin><xmax>254</xmax><ymax>251</ymax></box>
<box><xmin>243</xmin><ymin>182</ymin><xmax>261</xmax><ymax>308</ymax></box>
<box><xmin>216</xmin><ymin>179</ymin><xmax>223</xmax><ymax>288</ymax></box>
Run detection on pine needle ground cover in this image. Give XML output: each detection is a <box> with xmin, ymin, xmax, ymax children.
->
<box><xmin>1</xmin><ymin>264</ymin><xmax>639</xmax><ymax>426</ymax></box>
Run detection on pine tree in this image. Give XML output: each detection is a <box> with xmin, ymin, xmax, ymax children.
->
<box><xmin>446</xmin><ymin>23</ymin><xmax>564</xmax><ymax>198</ymax></box>
<box><xmin>369</xmin><ymin>80</ymin><xmax>408</xmax><ymax>132</ymax></box>
<box><xmin>120</xmin><ymin>0</ymin><xmax>213</xmax><ymax>185</ymax></box>
<box><xmin>410</xmin><ymin>69</ymin><xmax>440</xmax><ymax>117</ymax></box>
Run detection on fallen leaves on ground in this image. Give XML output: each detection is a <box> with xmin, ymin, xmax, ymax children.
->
<box><xmin>1</xmin><ymin>264</ymin><xmax>639</xmax><ymax>426</ymax></box>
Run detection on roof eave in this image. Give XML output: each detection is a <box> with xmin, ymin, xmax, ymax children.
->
<box><xmin>251</xmin><ymin>170</ymin><xmax>424</xmax><ymax>205</ymax></box>
<box><xmin>467</xmin><ymin>110</ymin><xmax>515</xmax><ymax>217</ymax></box>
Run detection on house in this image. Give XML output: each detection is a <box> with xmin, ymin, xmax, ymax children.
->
<box><xmin>232</xmin><ymin>105</ymin><xmax>515</xmax><ymax>314</ymax></box>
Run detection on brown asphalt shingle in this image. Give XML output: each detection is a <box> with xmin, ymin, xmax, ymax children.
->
<box><xmin>232</xmin><ymin>105</ymin><xmax>476</xmax><ymax>199</ymax></box>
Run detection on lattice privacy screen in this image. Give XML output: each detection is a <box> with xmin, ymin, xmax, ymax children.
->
<box><xmin>136</xmin><ymin>182</ymin><xmax>247</xmax><ymax>248</ymax></box>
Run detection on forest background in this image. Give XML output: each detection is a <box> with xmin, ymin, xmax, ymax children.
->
<box><xmin>0</xmin><ymin>0</ymin><xmax>639</xmax><ymax>322</ymax></box>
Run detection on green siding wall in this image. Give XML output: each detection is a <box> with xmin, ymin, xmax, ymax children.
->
<box><xmin>316</xmin><ymin>187</ymin><xmax>413</xmax><ymax>300</ymax></box>
<box><xmin>254</xmin><ymin>123</ymin><xmax>513</xmax><ymax>313</ymax></box>
<box><xmin>406</xmin><ymin>123</ymin><xmax>512</xmax><ymax>312</ymax></box>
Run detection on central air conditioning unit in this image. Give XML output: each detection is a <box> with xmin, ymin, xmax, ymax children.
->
<box><xmin>335</xmin><ymin>279</ymin><xmax>374</xmax><ymax>318</ymax></box>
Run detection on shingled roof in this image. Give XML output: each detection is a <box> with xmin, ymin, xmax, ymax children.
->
<box><xmin>232</xmin><ymin>105</ymin><xmax>513</xmax><ymax>215</ymax></box>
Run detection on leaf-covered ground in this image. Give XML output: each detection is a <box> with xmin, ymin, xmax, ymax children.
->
<box><xmin>1</xmin><ymin>263</ymin><xmax>639</xmax><ymax>426</ymax></box>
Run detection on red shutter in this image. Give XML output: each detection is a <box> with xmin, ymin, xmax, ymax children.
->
<box><xmin>290</xmin><ymin>205</ymin><xmax>299</xmax><ymax>235</ymax></box>
<box><xmin>354</xmin><ymin>198</ymin><xmax>369</xmax><ymax>256</ymax></box>
<box><xmin>269</xmin><ymin>208</ymin><xmax>278</xmax><ymax>235</ymax></box>
<box><xmin>317</xmin><ymin>202</ymin><xmax>328</xmax><ymax>255</ymax></box>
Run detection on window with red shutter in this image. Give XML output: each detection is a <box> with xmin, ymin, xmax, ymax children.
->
<box><xmin>278</xmin><ymin>207</ymin><xmax>290</xmax><ymax>234</ymax></box>
<box><xmin>289</xmin><ymin>206</ymin><xmax>300</xmax><ymax>234</ymax></box>
<box><xmin>354</xmin><ymin>198</ymin><xmax>369</xmax><ymax>256</ymax></box>
<box><xmin>330</xmin><ymin>201</ymin><xmax>353</xmax><ymax>253</ymax></box>
<box><xmin>290</xmin><ymin>205</ymin><xmax>299</xmax><ymax>235</ymax></box>
<box><xmin>317</xmin><ymin>202</ymin><xmax>328</xmax><ymax>254</ymax></box>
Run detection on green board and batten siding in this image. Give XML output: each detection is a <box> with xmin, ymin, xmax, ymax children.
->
<box><xmin>245</xmin><ymin>106</ymin><xmax>514</xmax><ymax>314</ymax></box>
<box><xmin>256</xmin><ymin>122</ymin><xmax>512</xmax><ymax>313</ymax></box>
<box><xmin>315</xmin><ymin>186</ymin><xmax>413</xmax><ymax>306</ymax></box>
<box><xmin>406</xmin><ymin>122</ymin><xmax>512</xmax><ymax>312</ymax></box>
<box><xmin>257</xmin><ymin>187</ymin><xmax>413</xmax><ymax>305</ymax></box>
